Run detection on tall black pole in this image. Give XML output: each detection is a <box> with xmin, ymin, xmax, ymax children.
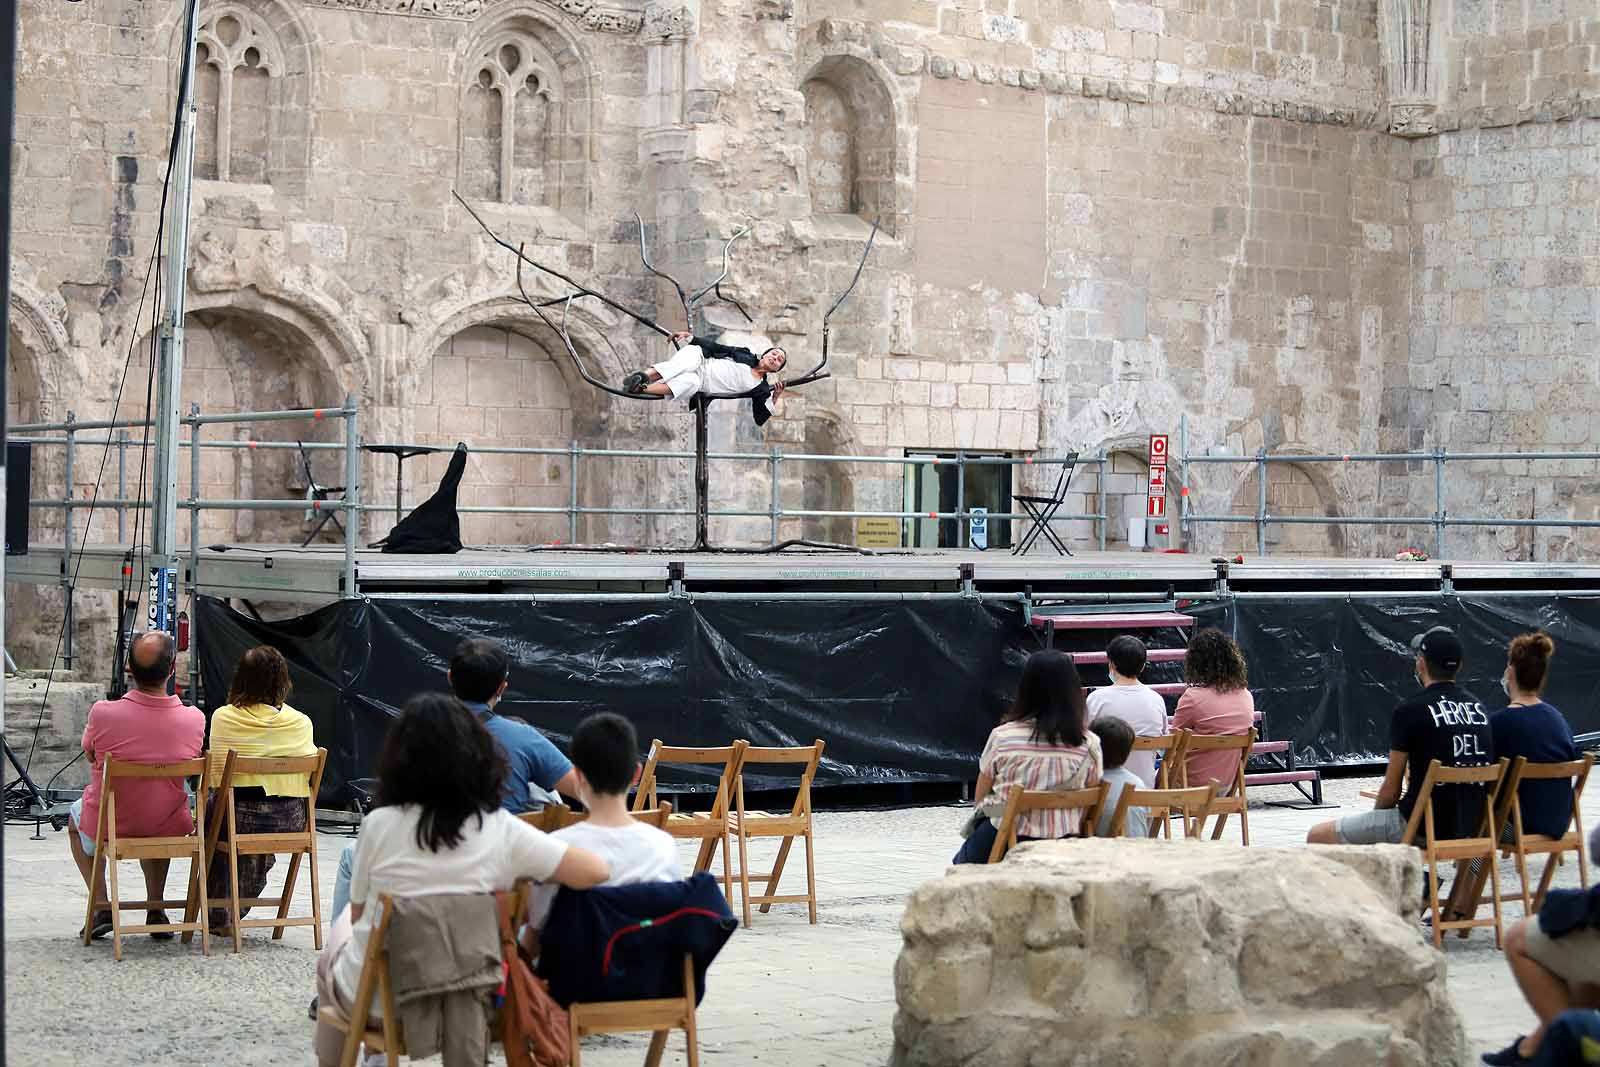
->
<box><xmin>1</xmin><ymin>3</ymin><xmax>18</xmax><ymax>1059</ymax></box>
<box><xmin>692</xmin><ymin>397</ymin><xmax>710</xmax><ymax>550</ymax></box>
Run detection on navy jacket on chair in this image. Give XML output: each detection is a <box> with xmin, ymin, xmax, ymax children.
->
<box><xmin>535</xmin><ymin>871</ymin><xmax>738</xmax><ymax>1008</ymax></box>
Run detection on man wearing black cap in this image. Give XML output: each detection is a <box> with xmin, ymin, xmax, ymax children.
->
<box><xmin>1307</xmin><ymin>625</ymin><xmax>1494</xmax><ymax>846</ymax></box>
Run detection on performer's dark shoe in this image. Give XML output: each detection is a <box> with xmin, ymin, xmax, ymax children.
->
<box><xmin>623</xmin><ymin>371</ymin><xmax>648</xmax><ymax>394</ymax></box>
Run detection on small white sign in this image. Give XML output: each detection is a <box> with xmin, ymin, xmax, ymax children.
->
<box><xmin>970</xmin><ymin>507</ymin><xmax>988</xmax><ymax>550</ymax></box>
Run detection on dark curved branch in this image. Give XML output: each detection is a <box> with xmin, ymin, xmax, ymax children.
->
<box><xmin>785</xmin><ymin>218</ymin><xmax>880</xmax><ymax>389</ymax></box>
<box><xmin>713</xmin><ymin>283</ymin><xmax>754</xmax><ymax>323</ymax></box>
<box><xmin>688</xmin><ymin>224</ymin><xmax>752</xmax><ymax>307</ymax></box>
<box><xmin>516</xmin><ymin>245</ymin><xmax>664</xmax><ymax>402</ymax></box>
<box><xmin>635</xmin><ymin>212</ymin><xmax>693</xmax><ymax>328</ymax></box>
<box><xmin>455</xmin><ymin>190</ymin><xmax>669</xmax><ymax>338</ymax></box>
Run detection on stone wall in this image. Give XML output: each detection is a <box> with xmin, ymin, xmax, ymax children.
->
<box><xmin>5</xmin><ymin>0</ymin><xmax>1600</xmax><ymax>673</ymax></box>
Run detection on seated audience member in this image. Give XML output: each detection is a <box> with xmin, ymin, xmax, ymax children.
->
<box><xmin>312</xmin><ymin>693</ymin><xmax>609</xmax><ymax>1067</ymax></box>
<box><xmin>327</xmin><ymin>636</ymin><xmax>582</xmax><ymax>920</ymax></box>
<box><xmin>1482</xmin><ymin>826</ymin><xmax>1600</xmax><ymax>1065</ymax></box>
<box><xmin>1172</xmin><ymin>629</ymin><xmax>1255</xmax><ymax>790</ymax></box>
<box><xmin>68</xmin><ymin>632</ymin><xmax>205</xmax><ymax>941</ymax></box>
<box><xmin>205</xmin><ymin>645</ymin><xmax>317</xmax><ymax>934</ymax></box>
<box><xmin>1307</xmin><ymin>625</ymin><xmax>1493</xmax><ymax>846</ymax></box>
<box><xmin>1090</xmin><ymin>717</ymin><xmax>1148</xmax><ymax>839</ymax></box>
<box><xmin>952</xmin><ymin>650</ymin><xmax>1102</xmax><ymax>865</ymax></box>
<box><xmin>1086</xmin><ymin>635</ymin><xmax>1169</xmax><ymax>787</ymax></box>
<box><xmin>449</xmin><ymin>637</ymin><xmax>579</xmax><ymax>813</ymax></box>
<box><xmin>522</xmin><ymin>712</ymin><xmax>680</xmax><ymax>947</ymax></box>
<box><xmin>1493</xmin><ymin>631</ymin><xmax>1578</xmax><ymax>837</ymax></box>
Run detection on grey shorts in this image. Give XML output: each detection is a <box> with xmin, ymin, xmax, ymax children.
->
<box><xmin>1526</xmin><ymin>922</ymin><xmax>1600</xmax><ymax>986</ymax></box>
<box><xmin>1335</xmin><ymin>806</ymin><xmax>1407</xmax><ymax>846</ymax></box>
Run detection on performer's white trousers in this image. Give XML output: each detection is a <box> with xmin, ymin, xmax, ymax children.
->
<box><xmin>650</xmin><ymin>346</ymin><xmax>706</xmax><ymax>403</ymax></box>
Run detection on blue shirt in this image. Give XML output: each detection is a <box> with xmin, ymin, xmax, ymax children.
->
<box><xmin>464</xmin><ymin>701</ymin><xmax>573</xmax><ymax>814</ymax></box>
<box><xmin>1491</xmin><ymin>701</ymin><xmax>1578</xmax><ymax>838</ymax></box>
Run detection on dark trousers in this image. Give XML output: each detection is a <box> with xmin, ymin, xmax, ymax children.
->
<box><xmin>952</xmin><ymin>815</ymin><xmax>1042</xmax><ymax>865</ymax></box>
<box><xmin>205</xmin><ymin>793</ymin><xmax>306</xmax><ymax>929</ymax></box>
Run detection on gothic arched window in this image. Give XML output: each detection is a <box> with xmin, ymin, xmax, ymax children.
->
<box><xmin>193</xmin><ymin>6</ymin><xmax>285</xmax><ymax>184</ymax></box>
<box><xmin>461</xmin><ymin>36</ymin><xmax>560</xmax><ymax>206</ymax></box>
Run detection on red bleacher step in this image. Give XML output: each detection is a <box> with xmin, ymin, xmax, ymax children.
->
<box><xmin>1244</xmin><ymin>771</ymin><xmax>1320</xmax><ymax>786</ymax></box>
<box><xmin>1070</xmin><ymin>649</ymin><xmax>1187</xmax><ymax>666</ymax></box>
<box><xmin>1031</xmin><ymin>611</ymin><xmax>1195</xmax><ymax>631</ymax></box>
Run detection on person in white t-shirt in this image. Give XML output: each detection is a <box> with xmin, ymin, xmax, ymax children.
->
<box><xmin>523</xmin><ymin>712</ymin><xmax>681</xmax><ymax>942</ymax></box>
<box><xmin>1085</xmin><ymin>635</ymin><xmax>1170</xmax><ymax>787</ymax></box>
<box><xmin>312</xmin><ymin>693</ymin><xmax>610</xmax><ymax>1066</ymax></box>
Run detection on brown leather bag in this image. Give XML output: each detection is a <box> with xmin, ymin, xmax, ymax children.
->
<box><xmin>496</xmin><ymin>891</ymin><xmax>571</xmax><ymax>1067</ymax></box>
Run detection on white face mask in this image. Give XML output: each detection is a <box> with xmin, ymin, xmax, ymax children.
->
<box><xmin>1501</xmin><ymin>673</ymin><xmax>1511</xmax><ymax>698</ymax></box>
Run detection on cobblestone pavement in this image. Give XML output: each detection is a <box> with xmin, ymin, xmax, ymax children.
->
<box><xmin>6</xmin><ymin>774</ymin><xmax>1589</xmax><ymax>1065</ymax></box>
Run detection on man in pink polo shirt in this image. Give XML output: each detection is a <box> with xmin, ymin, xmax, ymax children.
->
<box><xmin>68</xmin><ymin>632</ymin><xmax>205</xmax><ymax>940</ymax></box>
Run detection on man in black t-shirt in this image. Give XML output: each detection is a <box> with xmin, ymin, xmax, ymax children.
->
<box><xmin>1308</xmin><ymin>625</ymin><xmax>1495</xmax><ymax>845</ymax></box>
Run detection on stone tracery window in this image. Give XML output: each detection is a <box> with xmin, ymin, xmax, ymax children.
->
<box><xmin>461</xmin><ymin>35</ymin><xmax>560</xmax><ymax>206</ymax></box>
<box><xmin>193</xmin><ymin>6</ymin><xmax>284</xmax><ymax>184</ymax></box>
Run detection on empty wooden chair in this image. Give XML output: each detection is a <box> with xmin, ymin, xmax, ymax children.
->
<box><xmin>83</xmin><ymin>756</ymin><xmax>212</xmax><ymax>961</ymax></box>
<box><xmin>1129</xmin><ymin>730</ymin><xmax>1191</xmax><ymax>837</ymax></box>
<box><xmin>1496</xmin><ymin>754</ymin><xmax>1592</xmax><ymax>916</ymax></box>
<box><xmin>727</xmin><ymin>740</ymin><xmax>826</xmax><ymax>926</ymax></box>
<box><xmin>1107</xmin><ymin>783</ymin><xmax>1219</xmax><ymax>839</ymax></box>
<box><xmin>185</xmin><ymin>747</ymin><xmax>327</xmax><ymax>953</ymax></box>
<box><xmin>1400</xmin><ymin>757</ymin><xmax>1510</xmax><ymax>949</ymax></box>
<box><xmin>569</xmin><ymin>952</ymin><xmax>701</xmax><ymax>1067</ymax></box>
<box><xmin>632</xmin><ymin>740</ymin><xmax>748</xmax><ymax>898</ymax></box>
<box><xmin>1178</xmin><ymin>729</ymin><xmax>1256</xmax><ymax>845</ymax></box>
<box><xmin>985</xmin><ymin>782</ymin><xmax>1112</xmax><ymax>863</ymax></box>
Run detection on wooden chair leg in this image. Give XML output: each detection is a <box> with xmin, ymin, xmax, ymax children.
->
<box><xmin>1488</xmin><ymin>847</ymin><xmax>1505</xmax><ymax>950</ymax></box>
<box><xmin>307</xmin><ymin>845</ymin><xmax>323</xmax><ymax>951</ymax></box>
<box><xmin>569</xmin><ymin>1006</ymin><xmax>583</xmax><ymax>1067</ymax></box>
<box><xmin>644</xmin><ymin>1030</ymin><xmax>669</xmax><ymax>1067</ymax></box>
<box><xmin>736</xmin><ymin>826</ymin><xmax>753</xmax><ymax>928</ymax></box>
<box><xmin>227</xmin><ymin>820</ymin><xmax>243</xmax><ymax>954</ymax></box>
<box><xmin>1534</xmin><ymin>851</ymin><xmax>1563</xmax><ymax>913</ymax></box>
<box><xmin>804</xmin><ymin>829</ymin><xmax>817</xmax><ymax>925</ymax></box>
<box><xmin>719</xmin><ymin>832</ymin><xmax>733</xmax><ymax>905</ymax></box>
<box><xmin>275</xmin><ymin>852</ymin><xmax>305</xmax><ymax>941</ymax></box>
<box><xmin>180</xmin><ymin>854</ymin><xmax>201</xmax><ymax>945</ymax></box>
<box><xmin>1210</xmin><ymin>813</ymin><xmax>1228</xmax><ymax>841</ymax></box>
<box><xmin>760</xmin><ymin>836</ymin><xmax>796</xmax><ymax>917</ymax></box>
<box><xmin>108</xmin><ymin>851</ymin><xmax>124</xmax><ymax>962</ymax></box>
<box><xmin>1514</xmin><ymin>847</ymin><xmax>1534</xmax><ymax>919</ymax></box>
<box><xmin>682</xmin><ymin>954</ymin><xmax>700</xmax><ymax>1067</ymax></box>
<box><xmin>1239</xmin><ymin>801</ymin><xmax>1250</xmax><ymax>846</ymax></box>
<box><xmin>197</xmin><ymin>847</ymin><xmax>211</xmax><ymax>958</ymax></box>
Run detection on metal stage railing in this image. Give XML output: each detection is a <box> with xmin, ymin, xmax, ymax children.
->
<box><xmin>1174</xmin><ymin>414</ymin><xmax>1600</xmax><ymax>558</ymax></box>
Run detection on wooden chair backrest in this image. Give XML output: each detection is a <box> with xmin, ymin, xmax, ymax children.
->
<box><xmin>1130</xmin><ymin>730</ymin><xmax>1190</xmax><ymax>787</ymax></box>
<box><xmin>1500</xmin><ymin>753</ymin><xmax>1592</xmax><ymax>839</ymax></box>
<box><xmin>106</xmin><ymin>756</ymin><xmax>209</xmax><ymax>780</ymax></box>
<box><xmin>1400</xmin><ymin>758</ymin><xmax>1508</xmax><ymax>846</ymax></box>
<box><xmin>1180</xmin><ymin>729</ymin><xmax>1257</xmax><ymax>795</ymax></box>
<box><xmin>100</xmin><ymin>756</ymin><xmax>212</xmax><ymax>848</ymax></box>
<box><xmin>735</xmin><ymin>740</ymin><xmax>826</xmax><ymax>819</ymax></box>
<box><xmin>633</xmin><ymin>739</ymin><xmax>748</xmax><ymax>818</ymax></box>
<box><xmin>1111</xmin><ymin>783</ymin><xmax>1219</xmax><ymax>838</ymax></box>
<box><xmin>987</xmin><ymin>782</ymin><xmax>1111</xmax><ymax>863</ymax></box>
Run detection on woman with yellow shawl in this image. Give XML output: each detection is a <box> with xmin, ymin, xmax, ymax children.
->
<box><xmin>206</xmin><ymin>645</ymin><xmax>317</xmax><ymax>934</ymax></box>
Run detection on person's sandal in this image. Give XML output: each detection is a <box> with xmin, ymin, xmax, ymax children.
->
<box><xmin>622</xmin><ymin>371</ymin><xmax>648</xmax><ymax>394</ymax></box>
<box><xmin>79</xmin><ymin>912</ymin><xmax>113</xmax><ymax>941</ymax></box>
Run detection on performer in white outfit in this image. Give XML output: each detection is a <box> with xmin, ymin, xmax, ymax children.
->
<box><xmin>623</xmin><ymin>332</ymin><xmax>787</xmax><ymax>426</ymax></box>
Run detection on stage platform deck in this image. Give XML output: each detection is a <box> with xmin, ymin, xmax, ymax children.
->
<box><xmin>10</xmin><ymin>542</ymin><xmax>1600</xmax><ymax>603</ymax></box>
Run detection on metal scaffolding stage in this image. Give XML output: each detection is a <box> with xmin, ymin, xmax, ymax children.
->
<box><xmin>14</xmin><ymin>542</ymin><xmax>1600</xmax><ymax>605</ymax></box>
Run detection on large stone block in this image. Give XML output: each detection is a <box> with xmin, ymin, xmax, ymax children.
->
<box><xmin>892</xmin><ymin>840</ymin><xmax>1465</xmax><ymax>1067</ymax></box>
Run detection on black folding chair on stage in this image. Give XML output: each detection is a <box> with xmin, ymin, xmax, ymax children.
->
<box><xmin>1011</xmin><ymin>452</ymin><xmax>1078</xmax><ymax>556</ymax></box>
<box><xmin>296</xmin><ymin>441</ymin><xmax>346</xmax><ymax>547</ymax></box>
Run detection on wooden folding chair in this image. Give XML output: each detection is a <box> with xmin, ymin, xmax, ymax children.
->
<box><xmin>1130</xmin><ymin>730</ymin><xmax>1191</xmax><ymax>837</ymax></box>
<box><xmin>1178</xmin><ymin>729</ymin><xmax>1256</xmax><ymax>845</ymax></box>
<box><xmin>985</xmin><ymin>782</ymin><xmax>1111</xmax><ymax>863</ymax></box>
<box><xmin>519</xmin><ymin>803</ymin><xmax>674</xmax><ymax>833</ymax></box>
<box><xmin>183</xmin><ymin>747</ymin><xmax>327</xmax><ymax>953</ymax></box>
<box><xmin>1399</xmin><ymin>757</ymin><xmax>1509</xmax><ymax>949</ymax></box>
<box><xmin>318</xmin><ymin>883</ymin><xmax>530</xmax><ymax>1067</ymax></box>
<box><xmin>569</xmin><ymin>952</ymin><xmax>701</xmax><ymax>1067</ymax></box>
<box><xmin>632</xmin><ymin>740</ymin><xmax>748</xmax><ymax>898</ymax></box>
<box><xmin>1107</xmin><ymin>783</ymin><xmax>1219</xmax><ymax>839</ymax></box>
<box><xmin>1497</xmin><ymin>754</ymin><xmax>1592</xmax><ymax>916</ymax></box>
<box><xmin>83</xmin><ymin>755</ymin><xmax>212</xmax><ymax>961</ymax></box>
<box><xmin>727</xmin><ymin>741</ymin><xmax>825</xmax><ymax>926</ymax></box>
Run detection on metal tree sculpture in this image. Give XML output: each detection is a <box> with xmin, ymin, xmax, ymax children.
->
<box><xmin>455</xmin><ymin>191</ymin><xmax>878</xmax><ymax>551</ymax></box>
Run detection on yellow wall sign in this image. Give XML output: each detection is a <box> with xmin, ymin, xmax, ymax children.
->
<box><xmin>856</xmin><ymin>517</ymin><xmax>902</xmax><ymax>548</ymax></box>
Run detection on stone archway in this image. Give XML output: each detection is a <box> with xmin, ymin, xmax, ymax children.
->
<box><xmin>1225</xmin><ymin>460</ymin><xmax>1346</xmax><ymax>557</ymax></box>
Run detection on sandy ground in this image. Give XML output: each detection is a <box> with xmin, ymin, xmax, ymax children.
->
<box><xmin>4</xmin><ymin>773</ymin><xmax>1586</xmax><ymax>1066</ymax></box>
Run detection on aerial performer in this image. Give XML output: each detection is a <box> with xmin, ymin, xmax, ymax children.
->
<box><xmin>625</xmin><ymin>331</ymin><xmax>787</xmax><ymax>427</ymax></box>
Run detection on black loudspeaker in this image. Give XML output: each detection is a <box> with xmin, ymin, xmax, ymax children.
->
<box><xmin>6</xmin><ymin>441</ymin><xmax>31</xmax><ymax>556</ymax></box>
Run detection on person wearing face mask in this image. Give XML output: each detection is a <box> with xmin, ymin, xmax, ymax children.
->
<box><xmin>1489</xmin><ymin>631</ymin><xmax>1577</xmax><ymax>837</ymax></box>
<box><xmin>1307</xmin><ymin>625</ymin><xmax>1494</xmax><ymax>846</ymax></box>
